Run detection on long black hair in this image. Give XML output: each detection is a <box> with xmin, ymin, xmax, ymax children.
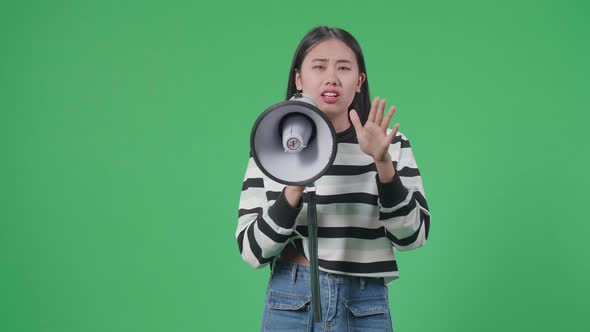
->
<box><xmin>286</xmin><ymin>26</ymin><xmax>372</xmax><ymax>125</ymax></box>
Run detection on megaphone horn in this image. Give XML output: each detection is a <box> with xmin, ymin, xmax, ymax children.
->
<box><xmin>250</xmin><ymin>94</ymin><xmax>337</xmax><ymax>186</ymax></box>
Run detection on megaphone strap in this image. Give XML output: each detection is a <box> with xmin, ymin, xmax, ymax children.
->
<box><xmin>306</xmin><ymin>184</ymin><xmax>322</xmax><ymax>322</ymax></box>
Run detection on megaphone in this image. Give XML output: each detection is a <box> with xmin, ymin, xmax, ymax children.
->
<box><xmin>250</xmin><ymin>94</ymin><xmax>337</xmax><ymax>186</ymax></box>
<box><xmin>250</xmin><ymin>94</ymin><xmax>337</xmax><ymax>323</ymax></box>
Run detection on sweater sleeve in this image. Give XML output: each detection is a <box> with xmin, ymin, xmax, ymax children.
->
<box><xmin>375</xmin><ymin>133</ymin><xmax>431</xmax><ymax>251</ymax></box>
<box><xmin>236</xmin><ymin>155</ymin><xmax>303</xmax><ymax>269</ymax></box>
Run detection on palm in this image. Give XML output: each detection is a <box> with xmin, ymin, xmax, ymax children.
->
<box><xmin>350</xmin><ymin>97</ymin><xmax>399</xmax><ymax>162</ymax></box>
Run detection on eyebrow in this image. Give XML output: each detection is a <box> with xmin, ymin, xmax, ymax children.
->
<box><xmin>310</xmin><ymin>58</ymin><xmax>353</xmax><ymax>64</ymax></box>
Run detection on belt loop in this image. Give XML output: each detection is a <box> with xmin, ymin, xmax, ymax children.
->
<box><xmin>270</xmin><ymin>258</ymin><xmax>276</xmax><ymax>276</ymax></box>
<box><xmin>360</xmin><ymin>277</ymin><xmax>367</xmax><ymax>290</ymax></box>
<box><xmin>290</xmin><ymin>264</ymin><xmax>298</xmax><ymax>285</ymax></box>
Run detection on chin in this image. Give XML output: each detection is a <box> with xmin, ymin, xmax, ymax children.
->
<box><xmin>320</xmin><ymin>101</ymin><xmax>345</xmax><ymax>110</ymax></box>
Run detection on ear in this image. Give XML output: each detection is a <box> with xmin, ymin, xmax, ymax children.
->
<box><xmin>295</xmin><ymin>69</ymin><xmax>302</xmax><ymax>91</ymax></box>
<box><xmin>356</xmin><ymin>73</ymin><xmax>366</xmax><ymax>92</ymax></box>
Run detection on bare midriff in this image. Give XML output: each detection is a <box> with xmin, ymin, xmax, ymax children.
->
<box><xmin>280</xmin><ymin>243</ymin><xmax>310</xmax><ymax>265</ymax></box>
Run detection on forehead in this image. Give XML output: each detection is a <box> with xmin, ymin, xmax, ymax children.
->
<box><xmin>303</xmin><ymin>38</ymin><xmax>357</xmax><ymax>63</ymax></box>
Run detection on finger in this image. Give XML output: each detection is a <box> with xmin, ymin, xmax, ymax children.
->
<box><xmin>381</xmin><ymin>105</ymin><xmax>397</xmax><ymax>131</ymax></box>
<box><xmin>375</xmin><ymin>98</ymin><xmax>386</xmax><ymax>126</ymax></box>
<box><xmin>349</xmin><ymin>109</ymin><xmax>363</xmax><ymax>133</ymax></box>
<box><xmin>367</xmin><ymin>97</ymin><xmax>379</xmax><ymax>123</ymax></box>
<box><xmin>386</xmin><ymin>123</ymin><xmax>400</xmax><ymax>144</ymax></box>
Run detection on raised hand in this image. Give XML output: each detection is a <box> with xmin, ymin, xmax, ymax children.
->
<box><xmin>349</xmin><ymin>97</ymin><xmax>400</xmax><ymax>162</ymax></box>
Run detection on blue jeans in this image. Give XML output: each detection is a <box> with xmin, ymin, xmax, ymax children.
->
<box><xmin>261</xmin><ymin>260</ymin><xmax>394</xmax><ymax>332</ymax></box>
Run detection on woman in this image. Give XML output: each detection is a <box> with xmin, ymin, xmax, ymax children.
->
<box><xmin>236</xmin><ymin>26</ymin><xmax>431</xmax><ymax>332</ymax></box>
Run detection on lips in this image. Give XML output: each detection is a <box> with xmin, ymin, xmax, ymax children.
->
<box><xmin>321</xmin><ymin>90</ymin><xmax>339</xmax><ymax>103</ymax></box>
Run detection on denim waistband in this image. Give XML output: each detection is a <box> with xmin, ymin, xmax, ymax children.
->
<box><xmin>271</xmin><ymin>259</ymin><xmax>384</xmax><ymax>288</ymax></box>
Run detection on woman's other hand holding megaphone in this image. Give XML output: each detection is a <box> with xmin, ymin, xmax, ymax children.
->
<box><xmin>285</xmin><ymin>185</ymin><xmax>305</xmax><ymax>208</ymax></box>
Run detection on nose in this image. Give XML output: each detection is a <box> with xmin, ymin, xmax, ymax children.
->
<box><xmin>324</xmin><ymin>67</ymin><xmax>339</xmax><ymax>86</ymax></box>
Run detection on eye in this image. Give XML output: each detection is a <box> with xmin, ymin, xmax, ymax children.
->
<box><xmin>338</xmin><ymin>66</ymin><xmax>351</xmax><ymax>71</ymax></box>
<box><xmin>312</xmin><ymin>65</ymin><xmax>325</xmax><ymax>70</ymax></box>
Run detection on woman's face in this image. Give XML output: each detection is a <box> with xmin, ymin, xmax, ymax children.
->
<box><xmin>295</xmin><ymin>38</ymin><xmax>366</xmax><ymax>128</ymax></box>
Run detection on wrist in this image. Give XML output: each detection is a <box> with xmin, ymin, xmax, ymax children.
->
<box><xmin>374</xmin><ymin>153</ymin><xmax>396</xmax><ymax>183</ymax></box>
<box><xmin>374</xmin><ymin>152</ymin><xmax>392</xmax><ymax>164</ymax></box>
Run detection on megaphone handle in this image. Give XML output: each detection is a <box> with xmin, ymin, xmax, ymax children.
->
<box><xmin>306</xmin><ymin>184</ymin><xmax>322</xmax><ymax>322</ymax></box>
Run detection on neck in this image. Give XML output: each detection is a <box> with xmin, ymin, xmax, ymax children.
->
<box><xmin>330</xmin><ymin>114</ymin><xmax>352</xmax><ymax>133</ymax></box>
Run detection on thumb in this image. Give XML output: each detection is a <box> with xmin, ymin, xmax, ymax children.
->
<box><xmin>349</xmin><ymin>110</ymin><xmax>363</xmax><ymax>133</ymax></box>
<box><xmin>386</xmin><ymin>123</ymin><xmax>400</xmax><ymax>144</ymax></box>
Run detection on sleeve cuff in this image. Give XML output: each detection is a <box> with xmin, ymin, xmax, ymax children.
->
<box><xmin>268</xmin><ymin>187</ymin><xmax>303</xmax><ymax>229</ymax></box>
<box><xmin>375</xmin><ymin>172</ymin><xmax>408</xmax><ymax>208</ymax></box>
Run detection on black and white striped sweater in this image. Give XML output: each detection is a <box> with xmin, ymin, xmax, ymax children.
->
<box><xmin>236</xmin><ymin>125</ymin><xmax>431</xmax><ymax>284</ymax></box>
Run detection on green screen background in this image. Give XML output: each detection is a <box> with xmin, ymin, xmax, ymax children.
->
<box><xmin>2</xmin><ymin>0</ymin><xmax>589</xmax><ymax>331</ymax></box>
